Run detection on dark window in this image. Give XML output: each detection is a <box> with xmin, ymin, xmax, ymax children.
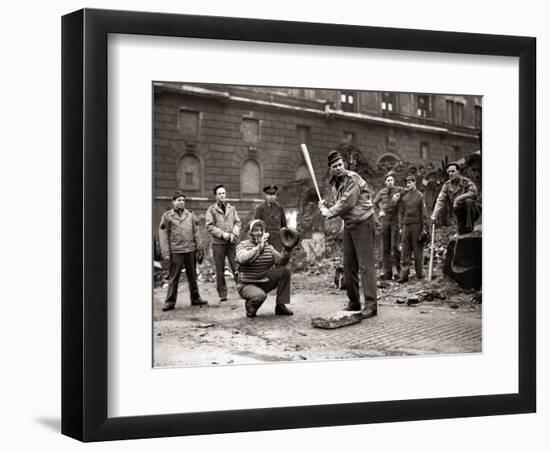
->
<box><xmin>340</xmin><ymin>91</ymin><xmax>356</xmax><ymax>112</ymax></box>
<box><xmin>417</xmin><ymin>95</ymin><xmax>430</xmax><ymax>117</ymax></box>
<box><xmin>474</xmin><ymin>105</ymin><xmax>482</xmax><ymax>129</ymax></box>
<box><xmin>446</xmin><ymin>101</ymin><xmax>464</xmax><ymax>125</ymax></box>
<box><xmin>381</xmin><ymin>92</ymin><xmax>396</xmax><ymax>113</ymax></box>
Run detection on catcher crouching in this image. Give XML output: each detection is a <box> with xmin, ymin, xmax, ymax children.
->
<box><xmin>235</xmin><ymin>220</ymin><xmax>300</xmax><ymax>318</ymax></box>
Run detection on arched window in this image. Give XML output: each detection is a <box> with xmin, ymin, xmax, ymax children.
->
<box><xmin>177</xmin><ymin>154</ymin><xmax>201</xmax><ymax>192</ymax></box>
<box><xmin>241</xmin><ymin>160</ymin><xmax>261</xmax><ymax>196</ymax></box>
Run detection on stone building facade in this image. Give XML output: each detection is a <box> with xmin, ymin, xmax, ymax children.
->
<box><xmin>153</xmin><ymin>83</ymin><xmax>482</xmax><ymax>227</ymax></box>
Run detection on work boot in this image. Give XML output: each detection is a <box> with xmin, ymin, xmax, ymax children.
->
<box><xmin>397</xmin><ymin>277</ymin><xmax>408</xmax><ymax>284</ymax></box>
<box><xmin>219</xmin><ymin>297</ymin><xmax>228</xmax><ymax>302</ymax></box>
<box><xmin>245</xmin><ymin>300</ymin><xmax>257</xmax><ymax>318</ymax></box>
<box><xmin>362</xmin><ymin>307</ymin><xmax>378</xmax><ymax>319</ymax></box>
<box><xmin>162</xmin><ymin>303</ymin><xmax>175</xmax><ymax>311</ymax></box>
<box><xmin>343</xmin><ymin>302</ymin><xmax>361</xmax><ymax>311</ymax></box>
<box><xmin>380</xmin><ymin>273</ymin><xmax>393</xmax><ymax>281</ymax></box>
<box><xmin>275</xmin><ymin>304</ymin><xmax>294</xmax><ymax>316</ymax></box>
<box><xmin>191</xmin><ymin>298</ymin><xmax>208</xmax><ymax>306</ymax></box>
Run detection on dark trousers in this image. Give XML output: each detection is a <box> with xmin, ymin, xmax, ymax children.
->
<box><xmin>267</xmin><ymin>229</ymin><xmax>283</xmax><ymax>252</ymax></box>
<box><xmin>454</xmin><ymin>198</ymin><xmax>480</xmax><ymax>234</ymax></box>
<box><xmin>212</xmin><ymin>243</ymin><xmax>238</xmax><ymax>299</ymax></box>
<box><xmin>381</xmin><ymin>221</ymin><xmax>401</xmax><ymax>277</ymax></box>
<box><xmin>400</xmin><ymin>223</ymin><xmax>424</xmax><ymax>279</ymax></box>
<box><xmin>164</xmin><ymin>252</ymin><xmax>200</xmax><ymax>306</ymax></box>
<box><xmin>237</xmin><ymin>266</ymin><xmax>291</xmax><ymax>314</ymax></box>
<box><xmin>343</xmin><ymin>216</ymin><xmax>377</xmax><ymax>310</ymax></box>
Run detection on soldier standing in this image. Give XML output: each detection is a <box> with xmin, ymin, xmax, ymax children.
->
<box><xmin>319</xmin><ymin>150</ymin><xmax>378</xmax><ymax>318</ymax></box>
<box><xmin>373</xmin><ymin>172</ymin><xmax>403</xmax><ymax>280</ymax></box>
<box><xmin>396</xmin><ymin>175</ymin><xmax>428</xmax><ymax>283</ymax></box>
<box><xmin>205</xmin><ymin>184</ymin><xmax>241</xmax><ymax>302</ymax></box>
<box><xmin>159</xmin><ymin>191</ymin><xmax>207</xmax><ymax>311</ymax></box>
<box><xmin>254</xmin><ymin>185</ymin><xmax>287</xmax><ymax>251</ymax></box>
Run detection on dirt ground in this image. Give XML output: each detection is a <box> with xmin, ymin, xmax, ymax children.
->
<box><xmin>153</xmin><ymin>268</ymin><xmax>482</xmax><ymax>367</ymax></box>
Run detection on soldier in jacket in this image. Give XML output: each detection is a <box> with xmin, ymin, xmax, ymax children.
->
<box><xmin>431</xmin><ymin>162</ymin><xmax>480</xmax><ymax>235</ymax></box>
<box><xmin>319</xmin><ymin>150</ymin><xmax>378</xmax><ymax>318</ymax></box>
<box><xmin>159</xmin><ymin>191</ymin><xmax>207</xmax><ymax>311</ymax></box>
<box><xmin>396</xmin><ymin>175</ymin><xmax>428</xmax><ymax>283</ymax></box>
<box><xmin>373</xmin><ymin>172</ymin><xmax>403</xmax><ymax>280</ymax></box>
<box><xmin>205</xmin><ymin>184</ymin><xmax>241</xmax><ymax>302</ymax></box>
<box><xmin>254</xmin><ymin>185</ymin><xmax>287</xmax><ymax>251</ymax></box>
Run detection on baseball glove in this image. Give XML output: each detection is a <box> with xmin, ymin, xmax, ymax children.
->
<box><xmin>280</xmin><ymin>227</ymin><xmax>301</xmax><ymax>250</ymax></box>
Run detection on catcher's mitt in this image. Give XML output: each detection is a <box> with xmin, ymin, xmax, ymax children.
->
<box><xmin>280</xmin><ymin>227</ymin><xmax>301</xmax><ymax>250</ymax></box>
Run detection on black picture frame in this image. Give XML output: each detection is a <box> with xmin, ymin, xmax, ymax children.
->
<box><xmin>61</xmin><ymin>8</ymin><xmax>536</xmax><ymax>442</ymax></box>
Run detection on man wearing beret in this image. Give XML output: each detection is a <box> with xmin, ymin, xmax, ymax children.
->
<box><xmin>254</xmin><ymin>185</ymin><xmax>287</xmax><ymax>251</ymax></box>
<box><xmin>431</xmin><ymin>162</ymin><xmax>480</xmax><ymax>235</ymax></box>
<box><xmin>396</xmin><ymin>175</ymin><xmax>428</xmax><ymax>283</ymax></box>
<box><xmin>373</xmin><ymin>172</ymin><xmax>403</xmax><ymax>280</ymax></box>
<box><xmin>205</xmin><ymin>184</ymin><xmax>241</xmax><ymax>302</ymax></box>
<box><xmin>158</xmin><ymin>191</ymin><xmax>207</xmax><ymax>311</ymax></box>
<box><xmin>319</xmin><ymin>150</ymin><xmax>378</xmax><ymax>318</ymax></box>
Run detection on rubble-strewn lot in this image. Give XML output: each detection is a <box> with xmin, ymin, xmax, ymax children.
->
<box><xmin>153</xmin><ymin>264</ymin><xmax>482</xmax><ymax>367</ymax></box>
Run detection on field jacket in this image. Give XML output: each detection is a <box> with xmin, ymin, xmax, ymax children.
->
<box><xmin>432</xmin><ymin>175</ymin><xmax>478</xmax><ymax>219</ymax></box>
<box><xmin>158</xmin><ymin>208</ymin><xmax>201</xmax><ymax>257</ymax></box>
<box><xmin>327</xmin><ymin>170</ymin><xmax>374</xmax><ymax>228</ymax></box>
<box><xmin>205</xmin><ymin>202</ymin><xmax>242</xmax><ymax>245</ymax></box>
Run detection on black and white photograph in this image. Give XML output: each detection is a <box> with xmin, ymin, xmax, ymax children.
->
<box><xmin>152</xmin><ymin>83</ymin><xmax>483</xmax><ymax>367</ymax></box>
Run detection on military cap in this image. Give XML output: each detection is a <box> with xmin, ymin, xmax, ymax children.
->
<box><xmin>384</xmin><ymin>171</ymin><xmax>395</xmax><ymax>181</ymax></box>
<box><xmin>446</xmin><ymin>161</ymin><xmax>461</xmax><ymax>171</ymax></box>
<box><xmin>327</xmin><ymin>150</ymin><xmax>343</xmax><ymax>167</ymax></box>
<box><xmin>263</xmin><ymin>185</ymin><xmax>278</xmax><ymax>194</ymax></box>
<box><xmin>405</xmin><ymin>175</ymin><xmax>416</xmax><ymax>182</ymax></box>
<box><xmin>172</xmin><ymin>190</ymin><xmax>186</xmax><ymax>200</ymax></box>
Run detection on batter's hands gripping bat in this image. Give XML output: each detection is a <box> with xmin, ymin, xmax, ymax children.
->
<box><xmin>300</xmin><ymin>143</ymin><xmax>323</xmax><ymax>203</ymax></box>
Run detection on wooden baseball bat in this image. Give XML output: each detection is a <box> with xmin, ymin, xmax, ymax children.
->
<box><xmin>300</xmin><ymin>143</ymin><xmax>323</xmax><ymax>202</ymax></box>
<box><xmin>428</xmin><ymin>222</ymin><xmax>436</xmax><ymax>281</ymax></box>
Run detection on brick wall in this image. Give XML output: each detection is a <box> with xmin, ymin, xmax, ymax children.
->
<box><xmin>153</xmin><ymin>86</ymin><xmax>480</xmax><ymax>230</ymax></box>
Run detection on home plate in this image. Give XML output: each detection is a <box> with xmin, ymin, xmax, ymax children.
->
<box><xmin>311</xmin><ymin>311</ymin><xmax>363</xmax><ymax>329</ymax></box>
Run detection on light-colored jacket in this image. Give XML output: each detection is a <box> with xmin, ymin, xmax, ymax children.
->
<box><xmin>205</xmin><ymin>202</ymin><xmax>241</xmax><ymax>245</ymax></box>
<box><xmin>327</xmin><ymin>170</ymin><xmax>374</xmax><ymax>228</ymax></box>
<box><xmin>158</xmin><ymin>209</ymin><xmax>201</xmax><ymax>257</ymax></box>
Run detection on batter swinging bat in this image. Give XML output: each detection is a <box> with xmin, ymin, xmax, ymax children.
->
<box><xmin>300</xmin><ymin>143</ymin><xmax>323</xmax><ymax>202</ymax></box>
